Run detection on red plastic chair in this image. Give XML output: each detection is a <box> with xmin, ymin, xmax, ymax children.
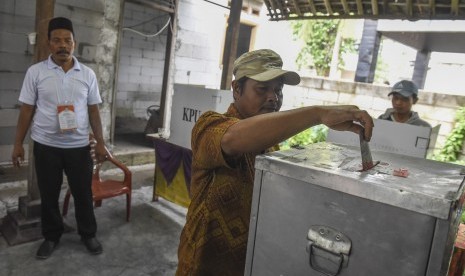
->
<box><xmin>62</xmin><ymin>135</ymin><xmax>132</xmax><ymax>221</ymax></box>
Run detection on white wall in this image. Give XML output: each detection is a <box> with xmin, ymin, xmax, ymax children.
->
<box><xmin>173</xmin><ymin>0</ymin><xmax>227</xmax><ymax>89</ymax></box>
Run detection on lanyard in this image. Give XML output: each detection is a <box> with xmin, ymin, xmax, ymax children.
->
<box><xmin>55</xmin><ymin>70</ymin><xmax>75</xmax><ymax>104</ymax></box>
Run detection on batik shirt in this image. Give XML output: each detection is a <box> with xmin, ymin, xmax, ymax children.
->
<box><xmin>176</xmin><ymin>103</ymin><xmax>277</xmax><ymax>276</ymax></box>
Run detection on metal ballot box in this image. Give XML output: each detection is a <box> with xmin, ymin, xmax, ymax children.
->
<box><xmin>245</xmin><ymin>142</ymin><xmax>465</xmax><ymax>276</ymax></box>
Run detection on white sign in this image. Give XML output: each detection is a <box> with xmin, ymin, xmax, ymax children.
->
<box><xmin>327</xmin><ymin>119</ymin><xmax>440</xmax><ymax>158</ymax></box>
<box><xmin>168</xmin><ymin>84</ymin><xmax>233</xmax><ymax>149</ymax></box>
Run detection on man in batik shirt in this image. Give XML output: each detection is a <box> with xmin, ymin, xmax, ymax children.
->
<box><xmin>176</xmin><ymin>49</ymin><xmax>374</xmax><ymax>276</ymax></box>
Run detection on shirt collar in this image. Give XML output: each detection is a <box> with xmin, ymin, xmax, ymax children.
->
<box><xmin>225</xmin><ymin>103</ymin><xmax>243</xmax><ymax>119</ymax></box>
<box><xmin>47</xmin><ymin>55</ymin><xmax>81</xmax><ymax>71</ymax></box>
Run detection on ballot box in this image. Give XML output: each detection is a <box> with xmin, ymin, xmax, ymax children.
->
<box><xmin>326</xmin><ymin>119</ymin><xmax>440</xmax><ymax>158</ymax></box>
<box><xmin>245</xmin><ymin>142</ymin><xmax>465</xmax><ymax>276</ymax></box>
<box><xmin>169</xmin><ymin>84</ymin><xmax>233</xmax><ymax>149</ymax></box>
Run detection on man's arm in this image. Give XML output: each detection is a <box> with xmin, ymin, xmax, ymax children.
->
<box><xmin>221</xmin><ymin>105</ymin><xmax>373</xmax><ymax>156</ymax></box>
<box><xmin>88</xmin><ymin>104</ymin><xmax>106</xmax><ymax>162</ymax></box>
<box><xmin>11</xmin><ymin>104</ymin><xmax>35</xmax><ymax>167</ymax></box>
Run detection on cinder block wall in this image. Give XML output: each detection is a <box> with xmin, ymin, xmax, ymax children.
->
<box><xmin>282</xmin><ymin>77</ymin><xmax>465</xmax><ymax>153</ymax></box>
<box><xmin>0</xmin><ymin>0</ymin><xmax>36</xmax><ymax>163</ymax></box>
<box><xmin>116</xmin><ymin>2</ymin><xmax>167</xmax><ymax>124</ymax></box>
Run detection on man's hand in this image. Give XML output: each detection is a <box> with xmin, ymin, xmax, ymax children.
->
<box><xmin>320</xmin><ymin>106</ymin><xmax>374</xmax><ymax>141</ymax></box>
<box><xmin>94</xmin><ymin>142</ymin><xmax>107</xmax><ymax>163</ymax></box>
<box><xmin>12</xmin><ymin>144</ymin><xmax>25</xmax><ymax>168</ymax></box>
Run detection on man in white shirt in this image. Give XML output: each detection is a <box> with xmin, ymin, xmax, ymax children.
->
<box><xmin>11</xmin><ymin>17</ymin><xmax>105</xmax><ymax>259</ymax></box>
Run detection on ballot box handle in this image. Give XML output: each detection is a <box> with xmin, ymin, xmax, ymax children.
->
<box><xmin>307</xmin><ymin>243</ymin><xmax>344</xmax><ymax>276</ymax></box>
<box><xmin>306</xmin><ymin>225</ymin><xmax>352</xmax><ymax>276</ymax></box>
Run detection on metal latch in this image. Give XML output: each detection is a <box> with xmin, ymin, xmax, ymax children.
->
<box><xmin>306</xmin><ymin>225</ymin><xmax>352</xmax><ymax>276</ymax></box>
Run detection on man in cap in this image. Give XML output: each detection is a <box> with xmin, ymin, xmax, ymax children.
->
<box><xmin>175</xmin><ymin>49</ymin><xmax>374</xmax><ymax>275</ymax></box>
<box><xmin>378</xmin><ymin>80</ymin><xmax>431</xmax><ymax>128</ymax></box>
<box><xmin>11</xmin><ymin>17</ymin><xmax>104</xmax><ymax>259</ymax></box>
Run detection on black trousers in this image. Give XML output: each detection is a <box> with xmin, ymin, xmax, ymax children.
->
<box><xmin>33</xmin><ymin>141</ymin><xmax>97</xmax><ymax>242</ymax></box>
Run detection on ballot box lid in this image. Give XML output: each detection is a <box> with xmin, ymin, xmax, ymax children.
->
<box><xmin>255</xmin><ymin>142</ymin><xmax>465</xmax><ymax>219</ymax></box>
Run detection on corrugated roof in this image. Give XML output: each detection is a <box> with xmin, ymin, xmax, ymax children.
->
<box><xmin>263</xmin><ymin>0</ymin><xmax>465</xmax><ymax>21</ymax></box>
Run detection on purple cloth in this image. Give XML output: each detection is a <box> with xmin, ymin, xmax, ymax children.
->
<box><xmin>153</xmin><ymin>139</ymin><xmax>192</xmax><ymax>194</ymax></box>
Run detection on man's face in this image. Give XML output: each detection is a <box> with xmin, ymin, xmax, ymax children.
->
<box><xmin>48</xmin><ymin>29</ymin><xmax>75</xmax><ymax>64</ymax></box>
<box><xmin>390</xmin><ymin>93</ymin><xmax>414</xmax><ymax>115</ymax></box>
<box><xmin>233</xmin><ymin>78</ymin><xmax>284</xmax><ymax>118</ymax></box>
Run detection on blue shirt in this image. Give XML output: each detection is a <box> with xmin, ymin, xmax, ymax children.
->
<box><xmin>19</xmin><ymin>55</ymin><xmax>102</xmax><ymax>148</ymax></box>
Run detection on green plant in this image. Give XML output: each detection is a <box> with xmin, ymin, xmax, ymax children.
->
<box><xmin>290</xmin><ymin>20</ymin><xmax>356</xmax><ymax>76</ymax></box>
<box><xmin>434</xmin><ymin>107</ymin><xmax>465</xmax><ymax>163</ymax></box>
<box><xmin>280</xmin><ymin>125</ymin><xmax>328</xmax><ymax>150</ymax></box>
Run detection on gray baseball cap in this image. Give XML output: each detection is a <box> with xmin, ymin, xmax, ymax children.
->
<box><xmin>388</xmin><ymin>80</ymin><xmax>418</xmax><ymax>98</ymax></box>
<box><xmin>233</xmin><ymin>49</ymin><xmax>300</xmax><ymax>85</ymax></box>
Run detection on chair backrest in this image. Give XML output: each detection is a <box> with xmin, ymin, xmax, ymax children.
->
<box><xmin>62</xmin><ymin>133</ymin><xmax>132</xmax><ymax>221</ymax></box>
<box><xmin>89</xmin><ymin>134</ymin><xmax>131</xmax><ymax>185</ymax></box>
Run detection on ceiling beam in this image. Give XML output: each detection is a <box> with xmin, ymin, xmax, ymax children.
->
<box><xmin>291</xmin><ymin>0</ymin><xmax>302</xmax><ymax>16</ymax></box>
<box><xmin>340</xmin><ymin>0</ymin><xmax>350</xmax><ymax>14</ymax></box>
<box><xmin>307</xmin><ymin>0</ymin><xmax>317</xmax><ymax>14</ymax></box>
<box><xmin>323</xmin><ymin>0</ymin><xmax>333</xmax><ymax>14</ymax></box>
<box><xmin>355</xmin><ymin>0</ymin><xmax>364</xmax><ymax>15</ymax></box>
<box><xmin>268</xmin><ymin>0</ymin><xmax>277</xmax><ymax>11</ymax></box>
<box><xmin>406</xmin><ymin>0</ymin><xmax>413</xmax><ymax>17</ymax></box>
<box><xmin>451</xmin><ymin>0</ymin><xmax>459</xmax><ymax>15</ymax></box>
<box><xmin>263</xmin><ymin>0</ymin><xmax>276</xmax><ymax>18</ymax></box>
<box><xmin>274</xmin><ymin>0</ymin><xmax>286</xmax><ymax>17</ymax></box>
<box><xmin>371</xmin><ymin>0</ymin><xmax>379</xmax><ymax>15</ymax></box>
<box><xmin>429</xmin><ymin>0</ymin><xmax>436</xmax><ymax>16</ymax></box>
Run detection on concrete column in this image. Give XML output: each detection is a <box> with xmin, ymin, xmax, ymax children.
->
<box><xmin>354</xmin><ymin>19</ymin><xmax>381</xmax><ymax>83</ymax></box>
<box><xmin>412</xmin><ymin>50</ymin><xmax>431</xmax><ymax>89</ymax></box>
<box><xmin>97</xmin><ymin>0</ymin><xmax>124</xmax><ymax>143</ymax></box>
<box><xmin>329</xmin><ymin>26</ymin><xmax>342</xmax><ymax>79</ymax></box>
<box><xmin>160</xmin><ymin>0</ymin><xmax>179</xmax><ymax>133</ymax></box>
<box><xmin>220</xmin><ymin>0</ymin><xmax>243</xmax><ymax>90</ymax></box>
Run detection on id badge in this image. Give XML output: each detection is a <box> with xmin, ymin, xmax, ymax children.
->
<box><xmin>57</xmin><ymin>104</ymin><xmax>77</xmax><ymax>132</ymax></box>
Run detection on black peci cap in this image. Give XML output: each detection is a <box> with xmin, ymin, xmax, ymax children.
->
<box><xmin>48</xmin><ymin>17</ymin><xmax>74</xmax><ymax>39</ymax></box>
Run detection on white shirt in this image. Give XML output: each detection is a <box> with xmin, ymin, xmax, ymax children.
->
<box><xmin>19</xmin><ymin>55</ymin><xmax>102</xmax><ymax>148</ymax></box>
